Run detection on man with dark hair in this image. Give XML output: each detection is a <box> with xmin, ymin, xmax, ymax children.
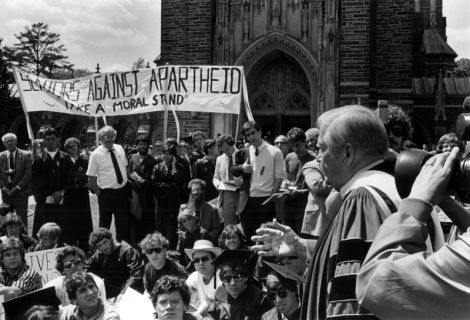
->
<box><xmin>189</xmin><ymin>131</ymin><xmax>206</xmax><ymax>168</ymax></box>
<box><xmin>385</xmin><ymin>104</ymin><xmax>413</xmax><ymax>153</ymax></box>
<box><xmin>129</xmin><ymin>135</ymin><xmax>158</xmax><ymax>242</ymax></box>
<box><xmin>86</xmin><ymin>227</ymin><xmax>144</xmax><ymax>299</ymax></box>
<box><xmin>0</xmin><ymin>238</ymin><xmax>41</xmax><ymax>300</ymax></box>
<box><xmin>152</xmin><ymin>142</ymin><xmax>190</xmax><ymax>249</ymax></box>
<box><xmin>44</xmin><ymin>246</ymin><xmax>106</xmax><ymax>306</ymax></box>
<box><xmin>87</xmin><ymin>125</ymin><xmax>132</xmax><ymax>242</ymax></box>
<box><xmin>61</xmin><ymin>272</ymin><xmax>118</xmax><ymax>319</ymax></box>
<box><xmin>282</xmin><ymin>127</ymin><xmax>315</xmax><ymax>234</ymax></box>
<box><xmin>233</xmin><ymin>121</ymin><xmax>285</xmax><ymax>242</ymax></box>
<box><xmin>212</xmin><ymin>250</ymin><xmax>272</xmax><ymax>320</ymax></box>
<box><xmin>32</xmin><ymin>127</ymin><xmax>71</xmax><ymax>237</ymax></box>
<box><xmin>213</xmin><ymin>134</ymin><xmax>240</xmax><ymax>225</ymax></box>
<box><xmin>0</xmin><ymin>133</ymin><xmax>32</xmax><ymax>227</ymax></box>
<box><xmin>192</xmin><ymin>139</ymin><xmax>219</xmax><ymax>201</ymax></box>
<box><xmin>152</xmin><ymin>275</ymin><xmax>195</xmax><ymax>320</ymax></box>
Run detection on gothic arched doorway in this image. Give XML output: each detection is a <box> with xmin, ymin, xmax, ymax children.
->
<box><xmin>248</xmin><ymin>51</ymin><xmax>311</xmax><ymax>141</ymax></box>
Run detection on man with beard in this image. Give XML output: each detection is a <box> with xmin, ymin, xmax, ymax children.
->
<box><xmin>181</xmin><ymin>179</ymin><xmax>221</xmax><ymax>244</ymax></box>
<box><xmin>212</xmin><ymin>250</ymin><xmax>272</xmax><ymax>320</ymax></box>
<box><xmin>129</xmin><ymin>135</ymin><xmax>158</xmax><ymax>242</ymax></box>
<box><xmin>384</xmin><ymin>105</ymin><xmax>412</xmax><ymax>154</ymax></box>
<box><xmin>193</xmin><ymin>139</ymin><xmax>219</xmax><ymax>201</ymax></box>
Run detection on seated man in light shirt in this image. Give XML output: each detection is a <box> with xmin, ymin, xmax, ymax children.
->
<box><xmin>44</xmin><ymin>246</ymin><xmax>106</xmax><ymax>306</ymax></box>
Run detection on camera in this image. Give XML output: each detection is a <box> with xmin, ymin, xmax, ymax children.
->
<box><xmin>395</xmin><ymin>113</ymin><xmax>470</xmax><ymax>203</ymax></box>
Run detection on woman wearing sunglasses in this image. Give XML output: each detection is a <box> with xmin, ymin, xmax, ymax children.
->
<box><xmin>184</xmin><ymin>240</ymin><xmax>222</xmax><ymax>318</ymax></box>
<box><xmin>384</xmin><ymin>105</ymin><xmax>412</xmax><ymax>154</ymax></box>
<box><xmin>139</xmin><ymin>232</ymin><xmax>188</xmax><ymax>297</ymax></box>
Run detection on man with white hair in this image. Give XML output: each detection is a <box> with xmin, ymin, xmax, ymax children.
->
<box><xmin>252</xmin><ymin>105</ymin><xmax>444</xmax><ymax>320</ymax></box>
<box><xmin>87</xmin><ymin>126</ymin><xmax>131</xmax><ymax>242</ymax></box>
<box><xmin>0</xmin><ymin>133</ymin><xmax>32</xmax><ymax>225</ymax></box>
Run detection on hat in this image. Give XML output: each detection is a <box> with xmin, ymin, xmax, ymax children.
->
<box><xmin>213</xmin><ymin>249</ymin><xmax>253</xmax><ymax>269</ymax></box>
<box><xmin>3</xmin><ymin>287</ymin><xmax>61</xmax><ymax>320</ymax></box>
<box><xmin>184</xmin><ymin>240</ymin><xmax>222</xmax><ymax>261</ymax></box>
<box><xmin>264</xmin><ymin>261</ymin><xmax>303</xmax><ymax>283</ymax></box>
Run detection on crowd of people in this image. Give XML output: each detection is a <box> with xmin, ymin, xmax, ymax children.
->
<box><xmin>0</xmin><ymin>103</ymin><xmax>469</xmax><ymax>320</ymax></box>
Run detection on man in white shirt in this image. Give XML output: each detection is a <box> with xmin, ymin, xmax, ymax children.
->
<box><xmin>233</xmin><ymin>121</ymin><xmax>285</xmax><ymax>242</ymax></box>
<box><xmin>213</xmin><ymin>134</ymin><xmax>239</xmax><ymax>225</ymax></box>
<box><xmin>87</xmin><ymin>126</ymin><xmax>131</xmax><ymax>242</ymax></box>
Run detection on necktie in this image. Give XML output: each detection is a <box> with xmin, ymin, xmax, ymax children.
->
<box><xmin>109</xmin><ymin>149</ymin><xmax>124</xmax><ymax>184</ymax></box>
<box><xmin>8</xmin><ymin>153</ymin><xmax>15</xmax><ymax>182</ymax></box>
<box><xmin>255</xmin><ymin>148</ymin><xmax>260</xmax><ymax>156</ymax></box>
<box><xmin>228</xmin><ymin>155</ymin><xmax>234</xmax><ymax>180</ymax></box>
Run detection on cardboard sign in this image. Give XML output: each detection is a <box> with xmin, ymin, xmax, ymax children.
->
<box><xmin>25</xmin><ymin>248</ymin><xmax>62</xmax><ymax>285</ymax></box>
<box><xmin>13</xmin><ymin>66</ymin><xmax>249</xmax><ymax>117</ymax></box>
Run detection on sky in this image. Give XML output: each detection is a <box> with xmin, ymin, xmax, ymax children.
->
<box><xmin>0</xmin><ymin>0</ymin><xmax>161</xmax><ymax>73</ymax></box>
<box><xmin>0</xmin><ymin>0</ymin><xmax>467</xmax><ymax>76</ymax></box>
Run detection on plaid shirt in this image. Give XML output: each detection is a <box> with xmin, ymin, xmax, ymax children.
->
<box><xmin>0</xmin><ymin>262</ymin><xmax>42</xmax><ymax>295</ymax></box>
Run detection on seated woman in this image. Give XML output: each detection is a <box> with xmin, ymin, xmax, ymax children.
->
<box><xmin>218</xmin><ymin>224</ymin><xmax>247</xmax><ymax>250</ymax></box>
<box><xmin>30</xmin><ymin>222</ymin><xmax>65</xmax><ymax>251</ymax></box>
<box><xmin>0</xmin><ymin>213</ymin><xmax>36</xmax><ymax>252</ymax></box>
<box><xmin>177</xmin><ymin>208</ymin><xmax>204</xmax><ymax>267</ymax></box>
<box><xmin>152</xmin><ymin>275</ymin><xmax>202</xmax><ymax>320</ymax></box>
<box><xmin>139</xmin><ymin>232</ymin><xmax>188</xmax><ymax>297</ymax></box>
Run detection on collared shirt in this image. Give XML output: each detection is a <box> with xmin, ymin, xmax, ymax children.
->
<box><xmin>87</xmin><ymin>144</ymin><xmax>128</xmax><ymax>189</ymax></box>
<box><xmin>249</xmin><ymin>141</ymin><xmax>286</xmax><ymax>197</ymax></box>
<box><xmin>0</xmin><ymin>262</ymin><xmax>42</xmax><ymax>295</ymax></box>
<box><xmin>47</xmin><ymin>150</ymin><xmax>58</xmax><ymax>159</ymax></box>
<box><xmin>213</xmin><ymin>150</ymin><xmax>238</xmax><ymax>191</ymax></box>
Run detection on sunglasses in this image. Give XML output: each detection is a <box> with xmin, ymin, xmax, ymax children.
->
<box><xmin>386</xmin><ymin>125</ymin><xmax>404</xmax><ymax>137</ymax></box>
<box><xmin>63</xmin><ymin>258</ymin><xmax>82</xmax><ymax>269</ymax></box>
<box><xmin>181</xmin><ymin>217</ymin><xmax>195</xmax><ymax>223</ymax></box>
<box><xmin>147</xmin><ymin>247</ymin><xmax>163</xmax><ymax>254</ymax></box>
<box><xmin>67</xmin><ymin>145</ymin><xmax>79</xmax><ymax>149</ymax></box>
<box><xmin>267</xmin><ymin>289</ymin><xmax>289</xmax><ymax>300</ymax></box>
<box><xmin>222</xmin><ymin>274</ymin><xmax>245</xmax><ymax>283</ymax></box>
<box><xmin>193</xmin><ymin>256</ymin><xmax>210</xmax><ymax>264</ymax></box>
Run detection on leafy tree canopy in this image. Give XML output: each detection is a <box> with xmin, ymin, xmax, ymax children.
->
<box><xmin>454</xmin><ymin>58</ymin><xmax>470</xmax><ymax>77</ymax></box>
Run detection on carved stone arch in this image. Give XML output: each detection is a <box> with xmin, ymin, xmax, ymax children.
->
<box><xmin>113</xmin><ymin>116</ymin><xmax>138</xmax><ymax>145</ymax></box>
<box><xmin>10</xmin><ymin>114</ymin><xmax>41</xmax><ymax>146</ymax></box>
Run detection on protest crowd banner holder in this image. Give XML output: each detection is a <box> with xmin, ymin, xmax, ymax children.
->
<box><xmin>13</xmin><ymin>65</ymin><xmax>254</xmax><ymax>143</ymax></box>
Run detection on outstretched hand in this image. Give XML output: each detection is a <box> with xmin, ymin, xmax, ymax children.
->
<box><xmin>250</xmin><ymin>219</ymin><xmax>300</xmax><ymax>256</ymax></box>
<box><xmin>409</xmin><ymin>147</ymin><xmax>459</xmax><ymax>205</ymax></box>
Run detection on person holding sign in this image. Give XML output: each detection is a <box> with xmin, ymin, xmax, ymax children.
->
<box><xmin>87</xmin><ymin>126</ymin><xmax>132</xmax><ymax>243</ymax></box>
<box><xmin>0</xmin><ymin>237</ymin><xmax>41</xmax><ymax>300</ymax></box>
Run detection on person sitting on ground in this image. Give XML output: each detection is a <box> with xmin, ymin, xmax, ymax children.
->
<box><xmin>139</xmin><ymin>231</ymin><xmax>188</xmax><ymax>297</ymax></box>
<box><xmin>0</xmin><ymin>213</ymin><xmax>37</xmax><ymax>252</ymax></box>
<box><xmin>86</xmin><ymin>228</ymin><xmax>144</xmax><ymax>300</ymax></box>
<box><xmin>152</xmin><ymin>275</ymin><xmax>202</xmax><ymax>320</ymax></box>
<box><xmin>262</xmin><ymin>262</ymin><xmax>302</xmax><ymax>320</ymax></box>
<box><xmin>44</xmin><ymin>246</ymin><xmax>106</xmax><ymax>306</ymax></box>
<box><xmin>61</xmin><ymin>271</ymin><xmax>119</xmax><ymax>320</ymax></box>
<box><xmin>182</xmin><ymin>179</ymin><xmax>221</xmax><ymax>244</ymax></box>
<box><xmin>218</xmin><ymin>224</ymin><xmax>247</xmax><ymax>250</ymax></box>
<box><xmin>30</xmin><ymin>222</ymin><xmax>65</xmax><ymax>252</ymax></box>
<box><xmin>0</xmin><ymin>237</ymin><xmax>41</xmax><ymax>300</ymax></box>
<box><xmin>211</xmin><ymin>250</ymin><xmax>272</xmax><ymax>320</ymax></box>
<box><xmin>185</xmin><ymin>240</ymin><xmax>223</xmax><ymax>318</ymax></box>
<box><xmin>177</xmin><ymin>208</ymin><xmax>205</xmax><ymax>267</ymax></box>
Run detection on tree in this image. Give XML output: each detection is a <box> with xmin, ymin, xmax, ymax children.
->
<box><xmin>454</xmin><ymin>58</ymin><xmax>470</xmax><ymax>77</ymax></box>
<box><xmin>9</xmin><ymin>22</ymin><xmax>72</xmax><ymax>77</ymax></box>
<box><xmin>132</xmin><ymin>57</ymin><xmax>147</xmax><ymax>70</ymax></box>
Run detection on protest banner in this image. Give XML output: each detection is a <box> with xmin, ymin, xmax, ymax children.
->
<box><xmin>13</xmin><ymin>65</ymin><xmax>252</xmax><ymax>117</ymax></box>
<box><xmin>25</xmin><ymin>248</ymin><xmax>62</xmax><ymax>285</ymax></box>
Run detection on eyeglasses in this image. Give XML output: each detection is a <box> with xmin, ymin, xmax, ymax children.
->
<box><xmin>221</xmin><ymin>274</ymin><xmax>245</xmax><ymax>283</ymax></box>
<box><xmin>193</xmin><ymin>256</ymin><xmax>210</xmax><ymax>264</ymax></box>
<box><xmin>386</xmin><ymin>125</ymin><xmax>404</xmax><ymax>137</ymax></box>
<box><xmin>146</xmin><ymin>247</ymin><xmax>163</xmax><ymax>255</ymax></box>
<box><xmin>63</xmin><ymin>258</ymin><xmax>82</xmax><ymax>269</ymax></box>
<box><xmin>275</xmin><ymin>141</ymin><xmax>287</xmax><ymax>145</ymax></box>
<box><xmin>267</xmin><ymin>289</ymin><xmax>289</xmax><ymax>300</ymax></box>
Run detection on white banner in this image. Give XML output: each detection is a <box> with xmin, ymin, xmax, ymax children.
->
<box><xmin>25</xmin><ymin>248</ymin><xmax>62</xmax><ymax>285</ymax></box>
<box><xmin>13</xmin><ymin>65</ymin><xmax>248</xmax><ymax>117</ymax></box>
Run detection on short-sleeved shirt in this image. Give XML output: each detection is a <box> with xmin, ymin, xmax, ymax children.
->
<box><xmin>44</xmin><ymin>273</ymin><xmax>106</xmax><ymax>306</ymax></box>
<box><xmin>186</xmin><ymin>269</ymin><xmax>222</xmax><ymax>311</ymax></box>
<box><xmin>86</xmin><ymin>144</ymin><xmax>128</xmax><ymax>189</ymax></box>
<box><xmin>0</xmin><ymin>262</ymin><xmax>41</xmax><ymax>295</ymax></box>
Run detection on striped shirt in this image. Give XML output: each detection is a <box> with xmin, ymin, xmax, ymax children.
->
<box><xmin>0</xmin><ymin>262</ymin><xmax>42</xmax><ymax>295</ymax></box>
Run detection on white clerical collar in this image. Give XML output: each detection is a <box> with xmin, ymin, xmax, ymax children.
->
<box><xmin>339</xmin><ymin>159</ymin><xmax>385</xmax><ymax>199</ymax></box>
